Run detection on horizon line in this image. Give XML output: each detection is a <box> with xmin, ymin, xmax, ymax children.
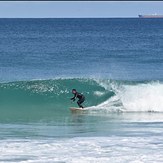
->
<box><xmin>0</xmin><ymin>17</ymin><xmax>139</xmax><ymax>19</ymax></box>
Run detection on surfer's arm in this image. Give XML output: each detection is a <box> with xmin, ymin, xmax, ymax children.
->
<box><xmin>70</xmin><ymin>94</ymin><xmax>76</xmax><ymax>101</ymax></box>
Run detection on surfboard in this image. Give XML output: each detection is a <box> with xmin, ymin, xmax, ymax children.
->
<box><xmin>70</xmin><ymin>107</ymin><xmax>85</xmax><ymax>112</ymax></box>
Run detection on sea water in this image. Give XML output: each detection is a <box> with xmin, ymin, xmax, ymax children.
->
<box><xmin>0</xmin><ymin>18</ymin><xmax>163</xmax><ymax>163</ymax></box>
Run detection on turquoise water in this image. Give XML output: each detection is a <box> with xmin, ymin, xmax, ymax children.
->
<box><xmin>0</xmin><ymin>18</ymin><xmax>163</xmax><ymax>162</ymax></box>
<box><xmin>1</xmin><ymin>78</ymin><xmax>163</xmax><ymax>122</ymax></box>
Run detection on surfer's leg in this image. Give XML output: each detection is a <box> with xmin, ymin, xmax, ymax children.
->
<box><xmin>77</xmin><ymin>98</ymin><xmax>85</xmax><ymax>108</ymax></box>
<box><xmin>77</xmin><ymin>100</ymin><xmax>83</xmax><ymax>108</ymax></box>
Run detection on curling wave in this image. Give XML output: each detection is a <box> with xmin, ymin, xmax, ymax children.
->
<box><xmin>0</xmin><ymin>78</ymin><xmax>163</xmax><ymax>114</ymax></box>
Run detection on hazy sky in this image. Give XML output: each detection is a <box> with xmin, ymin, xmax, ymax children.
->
<box><xmin>0</xmin><ymin>1</ymin><xmax>162</xmax><ymax>18</ymax></box>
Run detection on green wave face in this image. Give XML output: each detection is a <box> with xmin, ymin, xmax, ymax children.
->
<box><xmin>0</xmin><ymin>78</ymin><xmax>114</xmax><ymax>122</ymax></box>
<box><xmin>0</xmin><ymin>78</ymin><xmax>113</xmax><ymax>108</ymax></box>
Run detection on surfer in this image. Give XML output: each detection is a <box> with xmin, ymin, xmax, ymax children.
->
<box><xmin>70</xmin><ymin>89</ymin><xmax>85</xmax><ymax>108</ymax></box>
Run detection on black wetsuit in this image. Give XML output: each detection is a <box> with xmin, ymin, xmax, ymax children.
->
<box><xmin>71</xmin><ymin>92</ymin><xmax>85</xmax><ymax>108</ymax></box>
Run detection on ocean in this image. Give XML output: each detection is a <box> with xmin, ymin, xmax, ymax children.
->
<box><xmin>0</xmin><ymin>18</ymin><xmax>163</xmax><ymax>162</ymax></box>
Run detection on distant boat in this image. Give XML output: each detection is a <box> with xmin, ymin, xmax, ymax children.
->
<box><xmin>139</xmin><ymin>14</ymin><xmax>163</xmax><ymax>18</ymax></box>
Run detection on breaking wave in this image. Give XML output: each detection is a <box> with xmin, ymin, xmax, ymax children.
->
<box><xmin>0</xmin><ymin>78</ymin><xmax>163</xmax><ymax>114</ymax></box>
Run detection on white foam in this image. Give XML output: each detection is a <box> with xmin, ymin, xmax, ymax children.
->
<box><xmin>119</xmin><ymin>82</ymin><xmax>163</xmax><ymax>112</ymax></box>
<box><xmin>0</xmin><ymin>137</ymin><xmax>163</xmax><ymax>163</ymax></box>
<box><xmin>95</xmin><ymin>80</ymin><xmax>163</xmax><ymax>112</ymax></box>
<box><xmin>93</xmin><ymin>91</ymin><xmax>105</xmax><ymax>96</ymax></box>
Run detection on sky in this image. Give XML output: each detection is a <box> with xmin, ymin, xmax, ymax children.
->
<box><xmin>0</xmin><ymin>1</ymin><xmax>163</xmax><ymax>18</ymax></box>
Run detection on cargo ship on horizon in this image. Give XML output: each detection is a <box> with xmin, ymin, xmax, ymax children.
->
<box><xmin>139</xmin><ymin>14</ymin><xmax>163</xmax><ymax>18</ymax></box>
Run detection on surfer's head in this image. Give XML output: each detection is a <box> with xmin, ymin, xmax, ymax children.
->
<box><xmin>72</xmin><ymin>89</ymin><xmax>76</xmax><ymax>94</ymax></box>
